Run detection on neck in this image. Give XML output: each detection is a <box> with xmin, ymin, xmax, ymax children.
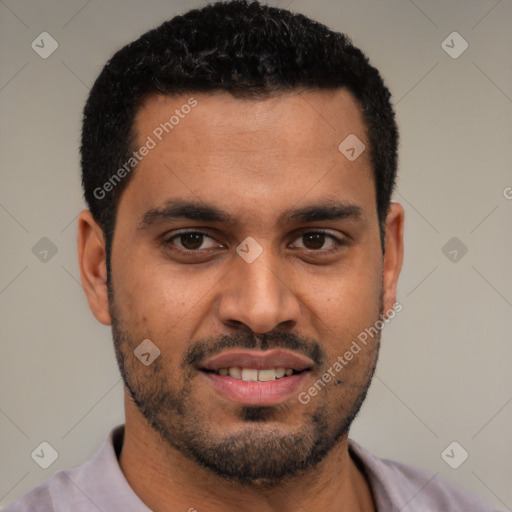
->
<box><xmin>119</xmin><ymin>391</ymin><xmax>375</xmax><ymax>512</ymax></box>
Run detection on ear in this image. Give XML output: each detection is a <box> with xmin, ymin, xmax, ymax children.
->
<box><xmin>381</xmin><ymin>202</ymin><xmax>404</xmax><ymax>315</ymax></box>
<box><xmin>77</xmin><ymin>210</ymin><xmax>112</xmax><ymax>325</ymax></box>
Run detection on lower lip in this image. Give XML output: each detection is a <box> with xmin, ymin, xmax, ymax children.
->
<box><xmin>201</xmin><ymin>371</ymin><xmax>309</xmax><ymax>406</ymax></box>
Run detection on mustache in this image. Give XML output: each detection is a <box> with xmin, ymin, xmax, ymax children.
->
<box><xmin>181</xmin><ymin>331</ymin><xmax>326</xmax><ymax>369</ymax></box>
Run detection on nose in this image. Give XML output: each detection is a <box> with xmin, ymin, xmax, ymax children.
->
<box><xmin>217</xmin><ymin>250</ymin><xmax>301</xmax><ymax>334</ymax></box>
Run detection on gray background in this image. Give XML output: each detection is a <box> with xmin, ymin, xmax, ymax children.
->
<box><xmin>1</xmin><ymin>0</ymin><xmax>511</xmax><ymax>509</ymax></box>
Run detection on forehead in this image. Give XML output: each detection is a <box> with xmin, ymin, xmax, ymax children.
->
<box><xmin>134</xmin><ymin>89</ymin><xmax>367</xmax><ymax>155</ymax></box>
<box><xmin>120</xmin><ymin>89</ymin><xmax>375</xmax><ymax>225</ymax></box>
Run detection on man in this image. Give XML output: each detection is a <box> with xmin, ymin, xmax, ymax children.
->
<box><xmin>6</xmin><ymin>1</ymin><xmax>497</xmax><ymax>511</ymax></box>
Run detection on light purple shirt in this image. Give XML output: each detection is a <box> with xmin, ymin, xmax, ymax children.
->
<box><xmin>5</xmin><ymin>425</ymin><xmax>499</xmax><ymax>511</ymax></box>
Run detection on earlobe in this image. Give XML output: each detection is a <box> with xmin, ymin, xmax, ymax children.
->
<box><xmin>381</xmin><ymin>202</ymin><xmax>405</xmax><ymax>315</ymax></box>
<box><xmin>77</xmin><ymin>210</ymin><xmax>112</xmax><ymax>326</ymax></box>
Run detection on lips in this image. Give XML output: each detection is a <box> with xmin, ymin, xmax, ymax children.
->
<box><xmin>201</xmin><ymin>349</ymin><xmax>313</xmax><ymax>373</ymax></box>
<box><xmin>198</xmin><ymin>349</ymin><xmax>314</xmax><ymax>406</ymax></box>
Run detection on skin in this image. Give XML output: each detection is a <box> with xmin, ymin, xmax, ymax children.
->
<box><xmin>78</xmin><ymin>89</ymin><xmax>404</xmax><ymax>512</ymax></box>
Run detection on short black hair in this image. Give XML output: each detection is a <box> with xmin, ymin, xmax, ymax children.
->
<box><xmin>81</xmin><ymin>0</ymin><xmax>398</xmax><ymax>272</ymax></box>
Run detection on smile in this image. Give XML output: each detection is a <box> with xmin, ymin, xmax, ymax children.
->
<box><xmin>199</xmin><ymin>349</ymin><xmax>313</xmax><ymax>405</ymax></box>
<box><xmin>206</xmin><ymin>367</ymin><xmax>297</xmax><ymax>381</ymax></box>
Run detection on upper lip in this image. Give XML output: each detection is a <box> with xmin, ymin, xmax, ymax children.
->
<box><xmin>201</xmin><ymin>349</ymin><xmax>314</xmax><ymax>372</ymax></box>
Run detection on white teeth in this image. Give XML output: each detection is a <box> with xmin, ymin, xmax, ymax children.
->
<box><xmin>275</xmin><ymin>367</ymin><xmax>285</xmax><ymax>378</ymax></box>
<box><xmin>217</xmin><ymin>367</ymin><xmax>296</xmax><ymax>381</ymax></box>
<box><xmin>258</xmin><ymin>369</ymin><xmax>276</xmax><ymax>381</ymax></box>
<box><xmin>241</xmin><ymin>368</ymin><xmax>258</xmax><ymax>381</ymax></box>
<box><xmin>228</xmin><ymin>367</ymin><xmax>241</xmax><ymax>379</ymax></box>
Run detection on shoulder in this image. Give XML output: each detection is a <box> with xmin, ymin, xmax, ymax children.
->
<box><xmin>3</xmin><ymin>483</ymin><xmax>51</xmax><ymax>512</ymax></box>
<box><xmin>3</xmin><ymin>461</ymin><xmax>118</xmax><ymax>512</ymax></box>
<box><xmin>348</xmin><ymin>439</ymin><xmax>499</xmax><ymax>512</ymax></box>
<box><xmin>3</xmin><ymin>425</ymin><xmax>144</xmax><ymax>512</ymax></box>
<box><xmin>5</xmin><ymin>471</ymin><xmax>75</xmax><ymax>512</ymax></box>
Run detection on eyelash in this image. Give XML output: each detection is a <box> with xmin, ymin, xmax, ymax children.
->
<box><xmin>162</xmin><ymin>231</ymin><xmax>218</xmax><ymax>253</ymax></box>
<box><xmin>162</xmin><ymin>230</ymin><xmax>346</xmax><ymax>254</ymax></box>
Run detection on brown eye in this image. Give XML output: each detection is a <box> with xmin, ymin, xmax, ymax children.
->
<box><xmin>179</xmin><ymin>233</ymin><xmax>205</xmax><ymax>250</ymax></box>
<box><xmin>291</xmin><ymin>231</ymin><xmax>342</xmax><ymax>251</ymax></box>
<box><xmin>165</xmin><ymin>231</ymin><xmax>219</xmax><ymax>252</ymax></box>
<box><xmin>302</xmin><ymin>232</ymin><xmax>326</xmax><ymax>249</ymax></box>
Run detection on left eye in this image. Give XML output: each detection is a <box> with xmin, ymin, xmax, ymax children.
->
<box><xmin>166</xmin><ymin>232</ymin><xmax>219</xmax><ymax>251</ymax></box>
<box><xmin>290</xmin><ymin>231</ymin><xmax>342</xmax><ymax>251</ymax></box>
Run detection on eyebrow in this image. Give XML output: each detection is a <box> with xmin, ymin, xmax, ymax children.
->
<box><xmin>282</xmin><ymin>201</ymin><xmax>363</xmax><ymax>223</ymax></box>
<box><xmin>137</xmin><ymin>198</ymin><xmax>363</xmax><ymax>230</ymax></box>
<box><xmin>138</xmin><ymin>199</ymin><xmax>234</xmax><ymax>229</ymax></box>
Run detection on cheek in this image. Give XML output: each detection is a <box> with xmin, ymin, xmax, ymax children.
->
<box><xmin>307</xmin><ymin>257</ymin><xmax>382</xmax><ymax>322</ymax></box>
<box><xmin>304</xmin><ymin>255</ymin><xmax>382</xmax><ymax>365</ymax></box>
<box><xmin>112</xmin><ymin>253</ymin><xmax>218</xmax><ymax>337</ymax></box>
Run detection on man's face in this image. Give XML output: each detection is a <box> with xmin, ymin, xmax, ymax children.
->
<box><xmin>107</xmin><ymin>89</ymin><xmax>395</xmax><ymax>484</ymax></box>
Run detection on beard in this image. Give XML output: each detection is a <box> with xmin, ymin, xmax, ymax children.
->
<box><xmin>110</xmin><ymin>295</ymin><xmax>381</xmax><ymax>487</ymax></box>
